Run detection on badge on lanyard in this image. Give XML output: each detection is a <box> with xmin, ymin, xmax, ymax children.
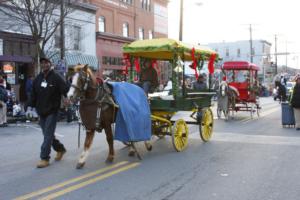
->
<box><xmin>41</xmin><ymin>80</ymin><xmax>47</xmax><ymax>88</ymax></box>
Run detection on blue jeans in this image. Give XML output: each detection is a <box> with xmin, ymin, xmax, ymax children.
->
<box><xmin>39</xmin><ymin>112</ymin><xmax>65</xmax><ymax>160</ymax></box>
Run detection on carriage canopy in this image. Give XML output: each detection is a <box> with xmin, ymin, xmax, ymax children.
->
<box><xmin>123</xmin><ymin>38</ymin><xmax>218</xmax><ymax>61</ymax></box>
<box><xmin>222</xmin><ymin>61</ymin><xmax>260</xmax><ymax>71</ymax></box>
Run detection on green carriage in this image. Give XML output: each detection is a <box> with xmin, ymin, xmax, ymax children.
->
<box><xmin>123</xmin><ymin>38</ymin><xmax>219</xmax><ymax>151</ymax></box>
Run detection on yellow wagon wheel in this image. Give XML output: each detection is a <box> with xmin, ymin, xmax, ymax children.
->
<box><xmin>200</xmin><ymin>108</ymin><xmax>214</xmax><ymax>142</ymax></box>
<box><xmin>172</xmin><ymin>119</ymin><xmax>189</xmax><ymax>152</ymax></box>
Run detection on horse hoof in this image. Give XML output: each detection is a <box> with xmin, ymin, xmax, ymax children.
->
<box><xmin>128</xmin><ymin>151</ymin><xmax>135</xmax><ymax>157</ymax></box>
<box><xmin>76</xmin><ymin>162</ymin><xmax>85</xmax><ymax>169</ymax></box>
<box><xmin>146</xmin><ymin>144</ymin><xmax>152</xmax><ymax>151</ymax></box>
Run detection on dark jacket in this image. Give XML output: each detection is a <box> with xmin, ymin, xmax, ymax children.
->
<box><xmin>291</xmin><ymin>84</ymin><xmax>300</xmax><ymax>108</ymax></box>
<box><xmin>0</xmin><ymin>85</ymin><xmax>8</xmax><ymax>103</ymax></box>
<box><xmin>25</xmin><ymin>78</ymin><xmax>33</xmax><ymax>95</ymax></box>
<box><xmin>30</xmin><ymin>70</ymin><xmax>69</xmax><ymax>117</ymax></box>
<box><xmin>140</xmin><ymin>67</ymin><xmax>158</xmax><ymax>88</ymax></box>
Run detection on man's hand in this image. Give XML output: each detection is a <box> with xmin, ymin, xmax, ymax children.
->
<box><xmin>63</xmin><ymin>98</ymin><xmax>71</xmax><ymax>107</ymax></box>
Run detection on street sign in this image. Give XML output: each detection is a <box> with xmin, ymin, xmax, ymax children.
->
<box><xmin>55</xmin><ymin>59</ymin><xmax>67</xmax><ymax>77</ymax></box>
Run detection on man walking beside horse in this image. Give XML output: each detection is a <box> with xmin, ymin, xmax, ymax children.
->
<box><xmin>30</xmin><ymin>57</ymin><xmax>69</xmax><ymax>168</ymax></box>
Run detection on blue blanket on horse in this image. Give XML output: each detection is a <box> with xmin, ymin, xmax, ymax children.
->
<box><xmin>109</xmin><ymin>82</ymin><xmax>151</xmax><ymax>142</ymax></box>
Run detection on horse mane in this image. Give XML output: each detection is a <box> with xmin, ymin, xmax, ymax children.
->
<box><xmin>73</xmin><ymin>64</ymin><xmax>97</xmax><ymax>85</ymax></box>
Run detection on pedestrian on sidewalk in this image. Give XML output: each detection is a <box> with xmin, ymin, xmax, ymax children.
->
<box><xmin>290</xmin><ymin>75</ymin><xmax>300</xmax><ymax>131</ymax></box>
<box><xmin>25</xmin><ymin>75</ymin><xmax>33</xmax><ymax>111</ymax></box>
<box><xmin>29</xmin><ymin>57</ymin><xmax>69</xmax><ymax>168</ymax></box>
<box><xmin>0</xmin><ymin>77</ymin><xmax>8</xmax><ymax>127</ymax></box>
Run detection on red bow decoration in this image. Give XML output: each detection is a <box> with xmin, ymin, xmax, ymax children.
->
<box><xmin>123</xmin><ymin>53</ymin><xmax>130</xmax><ymax>60</ymax></box>
<box><xmin>134</xmin><ymin>57</ymin><xmax>140</xmax><ymax>73</ymax></box>
<box><xmin>122</xmin><ymin>54</ymin><xmax>130</xmax><ymax>75</ymax></box>
<box><xmin>124</xmin><ymin>65</ymin><xmax>128</xmax><ymax>75</ymax></box>
<box><xmin>191</xmin><ymin>48</ymin><xmax>199</xmax><ymax>79</ymax></box>
<box><xmin>208</xmin><ymin>53</ymin><xmax>216</xmax><ymax>74</ymax></box>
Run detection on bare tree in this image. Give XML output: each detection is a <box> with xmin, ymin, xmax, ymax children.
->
<box><xmin>0</xmin><ymin>0</ymin><xmax>78</xmax><ymax>72</ymax></box>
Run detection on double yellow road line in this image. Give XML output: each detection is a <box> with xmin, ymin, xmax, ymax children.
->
<box><xmin>14</xmin><ymin>161</ymin><xmax>139</xmax><ymax>200</ymax></box>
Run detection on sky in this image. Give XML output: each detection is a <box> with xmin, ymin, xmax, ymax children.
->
<box><xmin>168</xmin><ymin>0</ymin><xmax>300</xmax><ymax>69</ymax></box>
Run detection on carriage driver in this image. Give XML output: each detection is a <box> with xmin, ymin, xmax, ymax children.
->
<box><xmin>193</xmin><ymin>74</ymin><xmax>207</xmax><ymax>90</ymax></box>
<box><xmin>29</xmin><ymin>57</ymin><xmax>69</xmax><ymax>168</ymax></box>
<box><xmin>137</xmin><ymin>59</ymin><xmax>159</xmax><ymax>95</ymax></box>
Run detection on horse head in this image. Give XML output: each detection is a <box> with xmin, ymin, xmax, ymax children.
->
<box><xmin>219</xmin><ymin>81</ymin><xmax>228</xmax><ymax>97</ymax></box>
<box><xmin>67</xmin><ymin>64</ymin><xmax>97</xmax><ymax>101</ymax></box>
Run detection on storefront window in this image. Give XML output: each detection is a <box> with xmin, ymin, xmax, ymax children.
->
<box><xmin>73</xmin><ymin>26</ymin><xmax>81</xmax><ymax>50</ymax></box>
<box><xmin>99</xmin><ymin>16</ymin><xmax>105</xmax><ymax>32</ymax></box>
<box><xmin>123</xmin><ymin>22</ymin><xmax>129</xmax><ymax>37</ymax></box>
<box><xmin>139</xmin><ymin>27</ymin><xmax>144</xmax><ymax>40</ymax></box>
<box><xmin>149</xmin><ymin>30</ymin><xmax>153</xmax><ymax>39</ymax></box>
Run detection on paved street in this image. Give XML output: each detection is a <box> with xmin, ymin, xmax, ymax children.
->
<box><xmin>1</xmin><ymin>97</ymin><xmax>300</xmax><ymax>200</ymax></box>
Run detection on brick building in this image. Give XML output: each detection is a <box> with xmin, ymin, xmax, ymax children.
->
<box><xmin>87</xmin><ymin>0</ymin><xmax>169</xmax><ymax>81</ymax></box>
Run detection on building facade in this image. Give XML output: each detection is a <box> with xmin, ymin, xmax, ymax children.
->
<box><xmin>49</xmin><ymin>2</ymin><xmax>98</xmax><ymax>74</ymax></box>
<box><xmin>87</xmin><ymin>0</ymin><xmax>169</xmax><ymax>81</ymax></box>
<box><xmin>0</xmin><ymin>2</ymin><xmax>98</xmax><ymax>102</ymax></box>
<box><xmin>207</xmin><ymin>40</ymin><xmax>273</xmax><ymax>84</ymax></box>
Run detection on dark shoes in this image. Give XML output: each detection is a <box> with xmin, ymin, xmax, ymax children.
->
<box><xmin>55</xmin><ymin>150</ymin><xmax>66</xmax><ymax>161</ymax></box>
<box><xmin>296</xmin><ymin>128</ymin><xmax>300</xmax><ymax>131</ymax></box>
<box><xmin>36</xmin><ymin>160</ymin><xmax>49</xmax><ymax>168</ymax></box>
<box><xmin>36</xmin><ymin>150</ymin><xmax>66</xmax><ymax>168</ymax></box>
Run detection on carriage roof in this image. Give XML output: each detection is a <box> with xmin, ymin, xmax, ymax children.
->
<box><xmin>222</xmin><ymin>61</ymin><xmax>260</xmax><ymax>71</ymax></box>
<box><xmin>123</xmin><ymin>38</ymin><xmax>218</xmax><ymax>61</ymax></box>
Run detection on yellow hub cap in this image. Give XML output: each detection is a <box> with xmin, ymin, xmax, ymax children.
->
<box><xmin>172</xmin><ymin>119</ymin><xmax>189</xmax><ymax>151</ymax></box>
<box><xmin>200</xmin><ymin>108</ymin><xmax>214</xmax><ymax>142</ymax></box>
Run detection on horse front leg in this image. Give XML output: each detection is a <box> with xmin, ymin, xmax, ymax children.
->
<box><xmin>104</xmin><ymin>125</ymin><xmax>114</xmax><ymax>163</ymax></box>
<box><xmin>76</xmin><ymin>130</ymin><xmax>95</xmax><ymax>169</ymax></box>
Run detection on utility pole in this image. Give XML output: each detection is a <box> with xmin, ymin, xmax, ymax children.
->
<box><xmin>133</xmin><ymin>0</ymin><xmax>136</xmax><ymax>38</ymax></box>
<box><xmin>285</xmin><ymin>40</ymin><xmax>288</xmax><ymax>72</ymax></box>
<box><xmin>275</xmin><ymin>34</ymin><xmax>278</xmax><ymax>75</ymax></box>
<box><xmin>249</xmin><ymin>24</ymin><xmax>253</xmax><ymax>63</ymax></box>
<box><xmin>178</xmin><ymin>0</ymin><xmax>184</xmax><ymax>96</ymax></box>
<box><xmin>60</xmin><ymin>0</ymin><xmax>65</xmax><ymax>60</ymax></box>
<box><xmin>179</xmin><ymin>0</ymin><xmax>183</xmax><ymax>41</ymax></box>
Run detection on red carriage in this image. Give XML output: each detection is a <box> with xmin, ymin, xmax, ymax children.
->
<box><xmin>221</xmin><ymin>61</ymin><xmax>261</xmax><ymax>118</ymax></box>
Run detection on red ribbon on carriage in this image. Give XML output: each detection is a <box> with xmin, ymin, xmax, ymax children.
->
<box><xmin>122</xmin><ymin>53</ymin><xmax>130</xmax><ymax>75</ymax></box>
<box><xmin>208</xmin><ymin>53</ymin><xmax>216</xmax><ymax>75</ymax></box>
<box><xmin>191</xmin><ymin>47</ymin><xmax>199</xmax><ymax>79</ymax></box>
<box><xmin>151</xmin><ymin>59</ymin><xmax>160</xmax><ymax>76</ymax></box>
<box><xmin>134</xmin><ymin>57</ymin><xmax>141</xmax><ymax>73</ymax></box>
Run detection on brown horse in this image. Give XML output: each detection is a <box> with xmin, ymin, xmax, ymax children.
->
<box><xmin>67</xmin><ymin>64</ymin><xmax>151</xmax><ymax>169</ymax></box>
<box><xmin>67</xmin><ymin>64</ymin><xmax>117</xmax><ymax>169</ymax></box>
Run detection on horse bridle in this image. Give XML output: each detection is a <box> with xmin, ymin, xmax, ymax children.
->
<box><xmin>71</xmin><ymin>70</ymin><xmax>91</xmax><ymax>100</ymax></box>
<box><xmin>71</xmin><ymin>70</ymin><xmax>108</xmax><ymax>104</ymax></box>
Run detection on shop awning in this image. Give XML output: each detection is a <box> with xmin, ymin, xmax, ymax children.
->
<box><xmin>50</xmin><ymin>52</ymin><xmax>99</xmax><ymax>70</ymax></box>
<box><xmin>0</xmin><ymin>55</ymin><xmax>33</xmax><ymax>63</ymax></box>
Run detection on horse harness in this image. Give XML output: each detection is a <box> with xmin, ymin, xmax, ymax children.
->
<box><xmin>94</xmin><ymin>82</ymin><xmax>119</xmax><ymax>131</ymax></box>
<box><xmin>71</xmin><ymin>70</ymin><xmax>118</xmax><ymax>131</ymax></box>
